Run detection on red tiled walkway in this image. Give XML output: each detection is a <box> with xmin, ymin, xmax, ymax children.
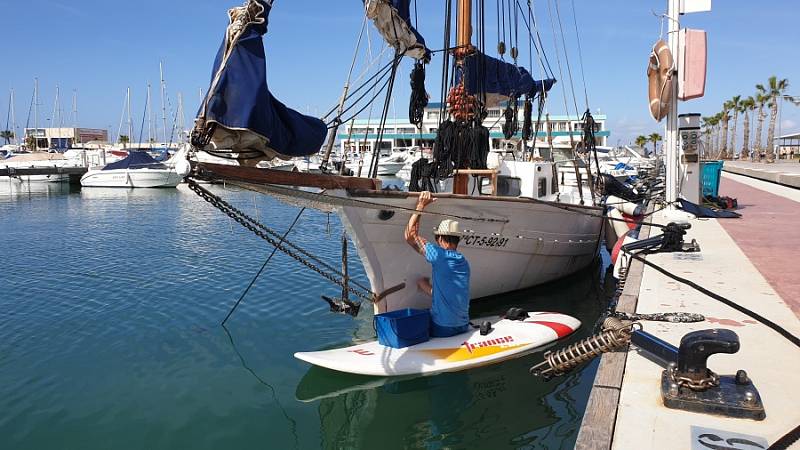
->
<box><xmin>718</xmin><ymin>176</ymin><xmax>800</xmax><ymax>316</ymax></box>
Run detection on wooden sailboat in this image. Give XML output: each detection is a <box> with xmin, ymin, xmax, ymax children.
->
<box><xmin>187</xmin><ymin>0</ymin><xmax>605</xmax><ymax>313</ymax></box>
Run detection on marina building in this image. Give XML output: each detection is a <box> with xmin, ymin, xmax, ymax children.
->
<box><xmin>24</xmin><ymin>127</ymin><xmax>109</xmax><ymax>150</ymax></box>
<box><xmin>338</xmin><ymin>103</ymin><xmax>609</xmax><ymax>154</ymax></box>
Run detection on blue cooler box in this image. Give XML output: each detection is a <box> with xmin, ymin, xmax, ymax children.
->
<box><xmin>374</xmin><ymin>308</ymin><xmax>431</xmax><ymax>349</ymax></box>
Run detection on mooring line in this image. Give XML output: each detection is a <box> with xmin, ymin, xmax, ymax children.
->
<box><xmin>221</xmin><ymin>207</ymin><xmax>307</xmax><ymax>326</ymax></box>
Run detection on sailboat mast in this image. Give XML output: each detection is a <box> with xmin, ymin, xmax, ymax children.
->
<box><xmin>456</xmin><ymin>0</ymin><xmax>472</xmax><ymax>52</ymax></box>
<box><xmin>71</xmin><ymin>90</ymin><xmax>78</xmax><ymax>128</ymax></box>
<box><xmin>450</xmin><ymin>0</ymin><xmax>476</xmax><ymax>123</ymax></box>
<box><xmin>52</xmin><ymin>85</ymin><xmax>61</xmax><ymax>129</ymax></box>
<box><xmin>34</xmin><ymin>78</ymin><xmax>39</xmax><ymax>149</ymax></box>
<box><xmin>127</xmin><ymin>87</ymin><xmax>134</xmax><ymax>146</ymax></box>
<box><xmin>160</xmin><ymin>61</ymin><xmax>169</xmax><ymax>146</ymax></box>
<box><xmin>8</xmin><ymin>89</ymin><xmax>18</xmax><ymax>145</ymax></box>
<box><xmin>147</xmin><ymin>83</ymin><xmax>154</xmax><ymax>146</ymax></box>
<box><xmin>176</xmin><ymin>92</ymin><xmax>185</xmax><ymax>143</ymax></box>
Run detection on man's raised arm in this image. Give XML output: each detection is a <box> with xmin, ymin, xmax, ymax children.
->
<box><xmin>405</xmin><ymin>191</ymin><xmax>434</xmax><ymax>255</ymax></box>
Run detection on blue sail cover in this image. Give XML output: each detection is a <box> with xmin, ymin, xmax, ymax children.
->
<box><xmin>457</xmin><ymin>51</ymin><xmax>556</xmax><ymax>101</ymax></box>
<box><xmin>365</xmin><ymin>0</ymin><xmax>431</xmax><ymax>61</ymax></box>
<box><xmin>199</xmin><ymin>0</ymin><xmax>327</xmax><ymax>159</ymax></box>
<box><xmin>102</xmin><ymin>151</ymin><xmax>165</xmax><ymax>170</ymax></box>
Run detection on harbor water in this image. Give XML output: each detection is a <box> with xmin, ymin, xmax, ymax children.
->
<box><xmin>0</xmin><ymin>182</ymin><xmax>613</xmax><ymax>449</ymax></box>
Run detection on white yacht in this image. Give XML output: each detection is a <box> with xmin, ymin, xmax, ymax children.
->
<box><xmin>344</xmin><ymin>150</ymin><xmax>408</xmax><ymax>176</ymax></box>
<box><xmin>80</xmin><ymin>148</ymin><xmax>185</xmax><ymax>188</ymax></box>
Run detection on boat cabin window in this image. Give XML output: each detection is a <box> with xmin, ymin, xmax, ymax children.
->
<box><xmin>538</xmin><ymin>177</ymin><xmax>547</xmax><ymax>197</ymax></box>
<box><xmin>496</xmin><ymin>176</ymin><xmax>521</xmax><ymax>197</ymax></box>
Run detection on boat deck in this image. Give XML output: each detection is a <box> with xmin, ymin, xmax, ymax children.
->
<box><xmin>576</xmin><ymin>172</ymin><xmax>800</xmax><ymax>449</ymax></box>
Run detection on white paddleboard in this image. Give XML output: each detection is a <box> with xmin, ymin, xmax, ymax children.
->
<box><xmin>294</xmin><ymin>312</ymin><xmax>581</xmax><ymax>376</ymax></box>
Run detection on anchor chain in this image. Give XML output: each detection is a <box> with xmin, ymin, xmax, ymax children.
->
<box><xmin>187</xmin><ymin>179</ymin><xmax>376</xmax><ymax>302</ymax></box>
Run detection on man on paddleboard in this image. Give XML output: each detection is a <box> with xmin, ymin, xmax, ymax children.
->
<box><xmin>404</xmin><ymin>191</ymin><xmax>471</xmax><ymax>337</ymax></box>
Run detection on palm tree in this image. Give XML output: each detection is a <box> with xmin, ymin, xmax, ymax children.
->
<box><xmin>648</xmin><ymin>132</ymin><xmax>662</xmax><ymax>156</ymax></box>
<box><xmin>761</xmin><ymin>76</ymin><xmax>789</xmax><ymax>163</ymax></box>
<box><xmin>119</xmin><ymin>135</ymin><xmax>130</xmax><ymax>148</ymax></box>
<box><xmin>729</xmin><ymin>95</ymin><xmax>741</xmax><ymax>158</ymax></box>
<box><xmin>635</xmin><ymin>135</ymin><xmax>648</xmax><ymax>149</ymax></box>
<box><xmin>701</xmin><ymin>117</ymin><xmax>713</xmax><ymax>158</ymax></box>
<box><xmin>0</xmin><ymin>130</ymin><xmax>13</xmax><ymax>145</ymax></box>
<box><xmin>25</xmin><ymin>135</ymin><xmax>37</xmax><ymax>150</ymax></box>
<box><xmin>708</xmin><ymin>115</ymin><xmax>720</xmax><ymax>157</ymax></box>
<box><xmin>714</xmin><ymin>112</ymin><xmax>724</xmax><ymax>158</ymax></box>
<box><xmin>752</xmin><ymin>90</ymin><xmax>770</xmax><ymax>161</ymax></box>
<box><xmin>740</xmin><ymin>97</ymin><xmax>755</xmax><ymax>160</ymax></box>
<box><xmin>719</xmin><ymin>101</ymin><xmax>733</xmax><ymax>159</ymax></box>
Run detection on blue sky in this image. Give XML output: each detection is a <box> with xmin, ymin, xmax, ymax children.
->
<box><xmin>1</xmin><ymin>0</ymin><xmax>798</xmax><ymax>145</ymax></box>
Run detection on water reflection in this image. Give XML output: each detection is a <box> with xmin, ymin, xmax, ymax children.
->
<box><xmin>296</xmin><ymin>262</ymin><xmax>609</xmax><ymax>449</ymax></box>
<box><xmin>0</xmin><ymin>179</ymin><xmax>77</xmax><ymax>197</ymax></box>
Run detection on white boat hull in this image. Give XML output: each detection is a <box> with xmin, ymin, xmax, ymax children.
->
<box><xmin>336</xmin><ymin>191</ymin><xmax>603</xmax><ymax>313</ymax></box>
<box><xmin>80</xmin><ymin>168</ymin><xmax>182</xmax><ymax>188</ymax></box>
<box><xmin>346</xmin><ymin>160</ymin><xmax>406</xmax><ymax>176</ymax></box>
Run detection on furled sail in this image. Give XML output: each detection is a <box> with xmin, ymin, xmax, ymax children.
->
<box><xmin>456</xmin><ymin>51</ymin><xmax>556</xmax><ymax>106</ymax></box>
<box><xmin>364</xmin><ymin>0</ymin><xmax>431</xmax><ymax>61</ymax></box>
<box><xmin>194</xmin><ymin>0</ymin><xmax>327</xmax><ymax>164</ymax></box>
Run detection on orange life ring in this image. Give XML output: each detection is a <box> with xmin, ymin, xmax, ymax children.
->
<box><xmin>647</xmin><ymin>40</ymin><xmax>674</xmax><ymax>122</ymax></box>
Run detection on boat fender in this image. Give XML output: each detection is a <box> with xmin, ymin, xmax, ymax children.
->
<box><xmin>607</xmin><ymin>208</ymin><xmax>630</xmax><ymax>241</ymax></box>
<box><xmin>480</xmin><ymin>321</ymin><xmax>493</xmax><ymax>336</ymax></box>
<box><xmin>621</xmin><ymin>213</ymin><xmax>644</xmax><ymax>230</ymax></box>
<box><xmin>647</xmin><ymin>39</ymin><xmax>674</xmax><ymax>122</ymax></box>
<box><xmin>176</xmin><ymin>158</ymin><xmax>192</xmax><ymax>177</ymax></box>
<box><xmin>505</xmin><ymin>307</ymin><xmax>528</xmax><ymax>321</ymax></box>
<box><xmin>611</xmin><ymin>230</ymin><xmax>629</xmax><ymax>265</ymax></box>
<box><xmin>607</xmin><ymin>195</ymin><xmax>643</xmax><ymax>216</ymax></box>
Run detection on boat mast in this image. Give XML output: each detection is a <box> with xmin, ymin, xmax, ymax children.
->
<box><xmin>451</xmin><ymin>0</ymin><xmax>476</xmax><ymax>122</ymax></box>
<box><xmin>9</xmin><ymin>89</ymin><xmax>18</xmax><ymax>145</ymax></box>
<box><xmin>52</xmin><ymin>85</ymin><xmax>61</xmax><ymax>129</ymax></box>
<box><xmin>176</xmin><ymin>92</ymin><xmax>185</xmax><ymax>143</ymax></box>
<box><xmin>71</xmin><ymin>90</ymin><xmax>78</xmax><ymax>129</ymax></box>
<box><xmin>160</xmin><ymin>61</ymin><xmax>169</xmax><ymax>146</ymax></box>
<box><xmin>127</xmin><ymin>87</ymin><xmax>134</xmax><ymax>147</ymax></box>
<box><xmin>34</xmin><ymin>78</ymin><xmax>39</xmax><ymax>149</ymax></box>
<box><xmin>457</xmin><ymin>0</ymin><xmax>472</xmax><ymax>53</ymax></box>
<box><xmin>147</xmin><ymin>83</ymin><xmax>154</xmax><ymax>146</ymax></box>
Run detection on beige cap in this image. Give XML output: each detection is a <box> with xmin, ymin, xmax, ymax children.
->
<box><xmin>434</xmin><ymin>219</ymin><xmax>461</xmax><ymax>237</ymax></box>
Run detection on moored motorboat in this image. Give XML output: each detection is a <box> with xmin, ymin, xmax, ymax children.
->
<box><xmin>80</xmin><ymin>149</ymin><xmax>184</xmax><ymax>188</ymax></box>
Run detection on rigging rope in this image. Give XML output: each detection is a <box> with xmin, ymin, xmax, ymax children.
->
<box><xmin>369</xmin><ymin>51</ymin><xmax>402</xmax><ymax>179</ymax></box>
<box><xmin>553</xmin><ymin>0</ymin><xmax>581</xmax><ymax>118</ymax></box>
<box><xmin>569</xmin><ymin>0</ymin><xmax>590</xmax><ymax>110</ymax></box>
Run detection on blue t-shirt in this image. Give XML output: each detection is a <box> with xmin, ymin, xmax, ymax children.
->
<box><xmin>424</xmin><ymin>242</ymin><xmax>470</xmax><ymax>327</ymax></box>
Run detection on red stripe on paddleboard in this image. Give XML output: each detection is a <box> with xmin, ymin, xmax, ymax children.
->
<box><xmin>528</xmin><ymin>321</ymin><xmax>574</xmax><ymax>338</ymax></box>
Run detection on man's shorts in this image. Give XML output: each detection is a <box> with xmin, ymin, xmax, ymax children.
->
<box><xmin>430</xmin><ymin>321</ymin><xmax>470</xmax><ymax>338</ymax></box>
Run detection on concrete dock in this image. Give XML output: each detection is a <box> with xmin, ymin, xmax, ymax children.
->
<box><xmin>724</xmin><ymin>160</ymin><xmax>800</xmax><ymax>189</ymax></box>
<box><xmin>577</xmin><ymin>171</ymin><xmax>800</xmax><ymax>449</ymax></box>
